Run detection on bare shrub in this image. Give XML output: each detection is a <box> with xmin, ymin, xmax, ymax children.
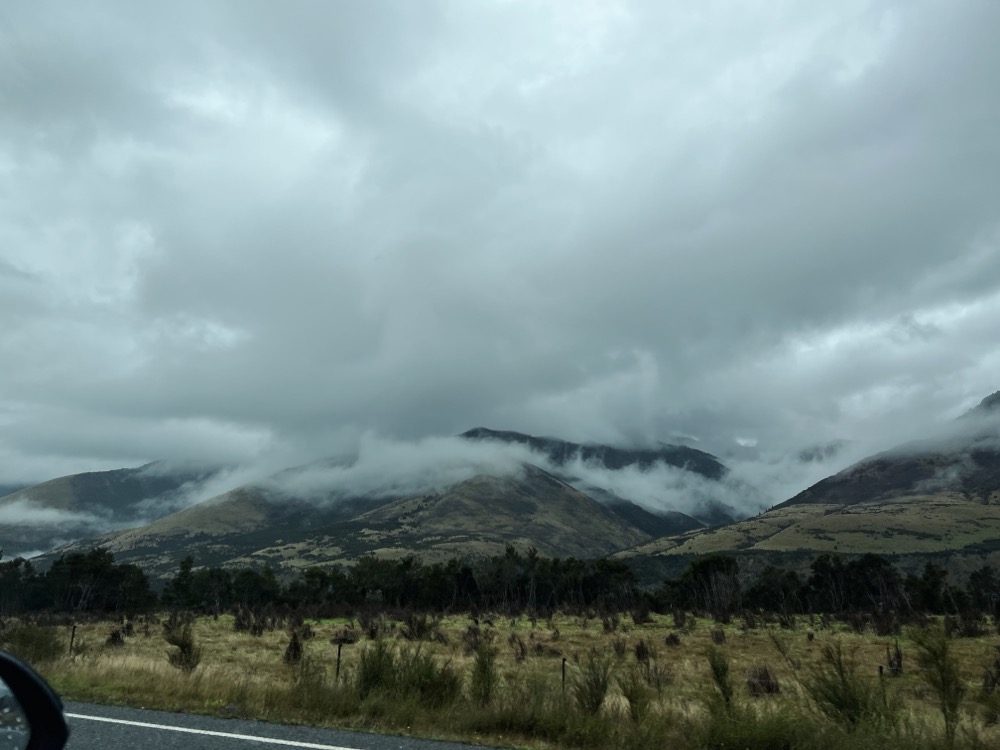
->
<box><xmin>284</xmin><ymin>631</ymin><xmax>303</xmax><ymax>665</ymax></box>
<box><xmin>105</xmin><ymin>629</ymin><xmax>125</xmax><ymax>648</ymax></box>
<box><xmin>462</xmin><ymin>624</ymin><xmax>484</xmax><ymax>655</ymax></box>
<box><xmin>844</xmin><ymin>613</ymin><xmax>868</xmax><ymax>635</ymax></box>
<box><xmin>872</xmin><ymin>610</ymin><xmax>900</xmax><ymax>636</ymax></box>
<box><xmin>707</xmin><ymin>647</ymin><xmax>734</xmax><ymax>709</ymax></box>
<box><xmin>747</xmin><ymin>665</ymin><xmax>781</xmax><ymax>696</ymax></box>
<box><xmin>164</xmin><ymin>623</ymin><xmax>202</xmax><ymax>674</ymax></box>
<box><xmin>163</xmin><ymin>610</ymin><xmax>194</xmax><ymax>635</ymax></box>
<box><xmin>330</xmin><ymin>628</ymin><xmax>359</xmax><ymax>646</ymax></box>
<box><xmin>885</xmin><ymin>640</ymin><xmax>903</xmax><ymax>677</ymax></box>
<box><xmin>611</xmin><ymin>637</ymin><xmax>627</xmax><ymax>659</ymax></box>
<box><xmin>400</xmin><ymin>612</ymin><xmax>441</xmax><ymax>642</ymax></box>
<box><xmin>945</xmin><ymin>612</ymin><xmax>986</xmax><ymax>638</ymax></box>
<box><xmin>507</xmin><ymin>632</ymin><xmax>528</xmax><ymax>662</ymax></box>
<box><xmin>777</xmin><ymin>613</ymin><xmax>797</xmax><ymax>630</ymax></box>
<box><xmin>634</xmin><ymin>638</ymin><xmax>652</xmax><ymax>664</ymax></box>
<box><xmin>630</xmin><ymin>601</ymin><xmax>653</xmax><ymax>626</ymax></box>
<box><xmin>358</xmin><ymin>611</ymin><xmax>394</xmax><ymax>640</ymax></box>
<box><xmin>233</xmin><ymin>607</ymin><xmax>264</xmax><ymax>637</ymax></box>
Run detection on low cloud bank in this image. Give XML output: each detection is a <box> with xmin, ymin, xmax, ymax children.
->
<box><xmin>258</xmin><ymin>432</ymin><xmax>861</xmax><ymax>521</ymax></box>
<box><xmin>131</xmin><ymin>462</ymin><xmax>283</xmax><ymax>521</ymax></box>
<box><xmin>0</xmin><ymin>498</ymin><xmax>112</xmax><ymax>529</ymax></box>
<box><xmin>261</xmin><ymin>434</ymin><xmax>537</xmax><ymax>502</ymax></box>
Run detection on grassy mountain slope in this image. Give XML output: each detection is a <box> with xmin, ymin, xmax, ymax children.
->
<box><xmin>66</xmin><ymin>464</ymin><xmax>653</xmax><ymax>576</ymax></box>
<box><xmin>0</xmin><ymin>464</ymin><xmax>215</xmax><ymax>514</ymax></box>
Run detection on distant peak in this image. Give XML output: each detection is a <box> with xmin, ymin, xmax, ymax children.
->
<box><xmin>959</xmin><ymin>390</ymin><xmax>1000</xmax><ymax>420</ymax></box>
<box><xmin>978</xmin><ymin>391</ymin><xmax>1000</xmax><ymax>411</ymax></box>
<box><xmin>459</xmin><ymin>426</ymin><xmax>727</xmax><ymax>480</ymax></box>
<box><xmin>460</xmin><ymin>427</ymin><xmax>529</xmax><ymax>441</ymax></box>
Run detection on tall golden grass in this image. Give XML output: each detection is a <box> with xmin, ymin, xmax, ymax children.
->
<box><xmin>22</xmin><ymin>612</ymin><xmax>1000</xmax><ymax>749</ymax></box>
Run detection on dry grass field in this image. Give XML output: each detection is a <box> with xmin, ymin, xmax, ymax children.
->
<box><xmin>9</xmin><ymin>611</ymin><xmax>1000</xmax><ymax>750</ymax></box>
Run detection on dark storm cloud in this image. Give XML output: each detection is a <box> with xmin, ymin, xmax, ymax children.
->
<box><xmin>0</xmin><ymin>0</ymin><xmax>998</xmax><ymax>509</ymax></box>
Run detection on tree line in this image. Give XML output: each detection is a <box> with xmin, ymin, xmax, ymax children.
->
<box><xmin>2</xmin><ymin>546</ymin><xmax>999</xmax><ymax>620</ymax></box>
<box><xmin>658</xmin><ymin>553</ymin><xmax>1000</xmax><ymax>621</ymax></box>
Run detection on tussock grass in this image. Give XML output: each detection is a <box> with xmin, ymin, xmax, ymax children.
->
<box><xmin>32</xmin><ymin>613</ymin><xmax>1000</xmax><ymax>749</ymax></box>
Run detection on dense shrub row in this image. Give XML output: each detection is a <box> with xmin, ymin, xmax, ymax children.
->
<box><xmin>3</xmin><ymin>546</ymin><xmax>1000</xmax><ymax>625</ymax></box>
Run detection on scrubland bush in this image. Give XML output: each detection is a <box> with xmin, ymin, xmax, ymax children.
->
<box><xmin>707</xmin><ymin>646</ymin><xmax>734</xmax><ymax>708</ymax></box>
<box><xmin>747</xmin><ymin>665</ymin><xmax>781</xmax><ymax>696</ymax></box>
<box><xmin>164</xmin><ymin>623</ymin><xmax>201</xmax><ymax>673</ymax></box>
<box><xmin>911</xmin><ymin>624</ymin><xmax>966</xmax><ymax>744</ymax></box>
<box><xmin>804</xmin><ymin>641</ymin><xmax>895</xmax><ymax>732</ymax></box>
<box><xmin>356</xmin><ymin>640</ymin><xmax>460</xmax><ymax>708</ymax></box>
<box><xmin>284</xmin><ymin>631</ymin><xmax>303</xmax><ymax>664</ymax></box>
<box><xmin>572</xmin><ymin>651</ymin><xmax>614</xmax><ymax>715</ymax></box>
<box><xmin>470</xmin><ymin>640</ymin><xmax>499</xmax><ymax>706</ymax></box>
<box><xmin>0</xmin><ymin>622</ymin><xmax>63</xmax><ymax>663</ymax></box>
<box><xmin>616</xmin><ymin>667</ymin><xmax>651</xmax><ymax>722</ymax></box>
<box><xmin>356</xmin><ymin>639</ymin><xmax>395</xmax><ymax>698</ymax></box>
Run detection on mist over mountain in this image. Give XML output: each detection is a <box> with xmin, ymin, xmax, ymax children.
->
<box><xmin>777</xmin><ymin>390</ymin><xmax>1000</xmax><ymax>509</ymax></box>
<box><xmin>460</xmin><ymin>428</ymin><xmax>727</xmax><ymax>478</ymax></box>
<box><xmin>0</xmin><ymin>485</ymin><xmax>28</xmax><ymax>500</ymax></box>
<box><xmin>19</xmin><ymin>386</ymin><xmax>1000</xmax><ymax>579</ymax></box>
<box><xmin>32</xmin><ymin>427</ymin><xmax>744</xmax><ymax>574</ymax></box>
<box><xmin>0</xmin><ymin>463</ymin><xmax>241</xmax><ymax>559</ymax></box>
<box><xmin>624</xmin><ymin>389</ymin><xmax>1000</xmax><ymax>580</ymax></box>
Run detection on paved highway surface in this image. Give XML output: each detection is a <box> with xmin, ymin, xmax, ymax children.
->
<box><xmin>64</xmin><ymin>701</ymin><xmax>497</xmax><ymax>750</ymax></box>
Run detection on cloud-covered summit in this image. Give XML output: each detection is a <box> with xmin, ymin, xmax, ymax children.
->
<box><xmin>1</xmin><ymin>1</ymin><xmax>998</xmax><ymax>495</ymax></box>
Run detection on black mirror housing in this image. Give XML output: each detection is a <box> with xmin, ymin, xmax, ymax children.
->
<box><xmin>0</xmin><ymin>650</ymin><xmax>69</xmax><ymax>750</ymax></box>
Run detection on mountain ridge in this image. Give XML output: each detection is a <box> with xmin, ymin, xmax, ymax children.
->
<box><xmin>460</xmin><ymin>427</ymin><xmax>727</xmax><ymax>479</ymax></box>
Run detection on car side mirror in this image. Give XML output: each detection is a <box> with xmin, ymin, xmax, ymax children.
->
<box><xmin>0</xmin><ymin>650</ymin><xmax>68</xmax><ymax>750</ymax></box>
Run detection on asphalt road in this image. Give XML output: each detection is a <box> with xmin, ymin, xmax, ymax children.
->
<box><xmin>64</xmin><ymin>701</ymin><xmax>498</xmax><ymax>750</ymax></box>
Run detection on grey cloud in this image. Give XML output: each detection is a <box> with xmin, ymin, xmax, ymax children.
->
<box><xmin>261</xmin><ymin>434</ymin><xmax>781</xmax><ymax>520</ymax></box>
<box><xmin>0</xmin><ymin>498</ymin><xmax>109</xmax><ymax>528</ymax></box>
<box><xmin>0</xmin><ymin>1</ymin><xmax>998</xmax><ymax>492</ymax></box>
<box><xmin>260</xmin><ymin>435</ymin><xmax>527</xmax><ymax>501</ymax></box>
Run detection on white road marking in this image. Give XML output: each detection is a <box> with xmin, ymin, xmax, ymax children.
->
<box><xmin>66</xmin><ymin>713</ymin><xmax>363</xmax><ymax>750</ymax></box>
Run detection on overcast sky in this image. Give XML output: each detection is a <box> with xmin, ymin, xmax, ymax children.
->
<box><xmin>1</xmin><ymin>0</ymin><xmax>998</xmax><ymax>490</ymax></box>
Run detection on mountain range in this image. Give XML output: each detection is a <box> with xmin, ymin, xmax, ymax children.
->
<box><xmin>4</xmin><ymin>392</ymin><xmax>1000</xmax><ymax>580</ymax></box>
